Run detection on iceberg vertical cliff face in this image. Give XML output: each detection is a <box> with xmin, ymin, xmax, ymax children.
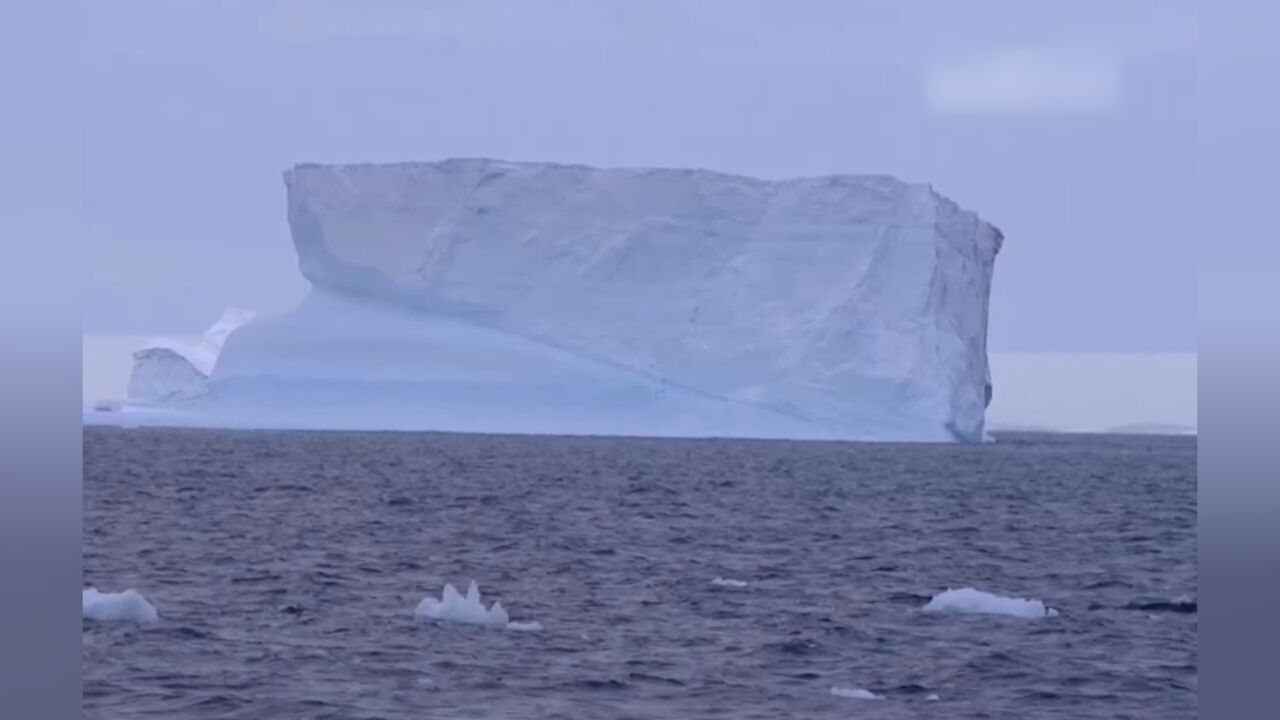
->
<box><xmin>206</xmin><ymin>158</ymin><xmax>1003</xmax><ymax>441</ymax></box>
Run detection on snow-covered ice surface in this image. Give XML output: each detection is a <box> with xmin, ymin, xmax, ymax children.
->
<box><xmin>414</xmin><ymin>581</ymin><xmax>511</xmax><ymax>628</ymax></box>
<box><xmin>97</xmin><ymin>158</ymin><xmax>1004</xmax><ymax>442</ymax></box>
<box><xmin>82</xmin><ymin>587</ymin><xmax>158</xmax><ymax>623</ymax></box>
<box><xmin>923</xmin><ymin>587</ymin><xmax>1059</xmax><ymax>618</ymax></box>
<box><xmin>831</xmin><ymin>686</ymin><xmax>883</xmax><ymax>700</ymax></box>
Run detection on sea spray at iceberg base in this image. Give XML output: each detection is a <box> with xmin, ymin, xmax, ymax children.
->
<box><xmin>103</xmin><ymin>158</ymin><xmax>1005</xmax><ymax>442</ymax></box>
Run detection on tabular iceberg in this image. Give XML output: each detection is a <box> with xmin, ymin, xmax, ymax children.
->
<box><xmin>140</xmin><ymin>158</ymin><xmax>1004</xmax><ymax>441</ymax></box>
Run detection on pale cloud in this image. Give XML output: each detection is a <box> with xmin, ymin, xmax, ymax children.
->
<box><xmin>923</xmin><ymin>49</ymin><xmax>1124</xmax><ymax>115</ymax></box>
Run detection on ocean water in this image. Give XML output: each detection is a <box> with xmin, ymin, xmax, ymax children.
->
<box><xmin>83</xmin><ymin>427</ymin><xmax>1196</xmax><ymax>719</ymax></box>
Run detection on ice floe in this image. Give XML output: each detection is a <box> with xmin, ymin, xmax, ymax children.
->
<box><xmin>82</xmin><ymin>587</ymin><xmax>158</xmax><ymax>623</ymax></box>
<box><xmin>711</xmin><ymin>577</ymin><xmax>748</xmax><ymax>588</ymax></box>
<box><xmin>831</xmin><ymin>686</ymin><xmax>883</xmax><ymax>700</ymax></box>
<box><xmin>506</xmin><ymin>621</ymin><xmax>544</xmax><ymax>632</ymax></box>
<box><xmin>922</xmin><ymin>587</ymin><xmax>1058</xmax><ymax>618</ymax></box>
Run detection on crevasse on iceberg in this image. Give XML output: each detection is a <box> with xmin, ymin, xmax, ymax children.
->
<box><xmin>207</xmin><ymin>158</ymin><xmax>1003</xmax><ymax>442</ymax></box>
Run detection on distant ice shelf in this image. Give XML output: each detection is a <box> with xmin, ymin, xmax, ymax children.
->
<box><xmin>93</xmin><ymin>158</ymin><xmax>1005</xmax><ymax>442</ymax></box>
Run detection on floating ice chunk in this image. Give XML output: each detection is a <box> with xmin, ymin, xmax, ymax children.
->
<box><xmin>711</xmin><ymin>577</ymin><xmax>748</xmax><ymax>588</ymax></box>
<box><xmin>415</xmin><ymin>581</ymin><xmax>511</xmax><ymax>628</ymax></box>
<box><xmin>127</xmin><ymin>307</ymin><xmax>256</xmax><ymax>407</ymax></box>
<box><xmin>923</xmin><ymin>587</ymin><xmax>1058</xmax><ymax>618</ymax></box>
<box><xmin>82</xmin><ymin>587</ymin><xmax>158</xmax><ymax>623</ymax></box>
<box><xmin>507</xmin><ymin>620</ymin><xmax>544</xmax><ymax>632</ymax></box>
<box><xmin>927</xmin><ymin>693</ymin><xmax>941</xmax><ymax>701</ymax></box>
<box><xmin>831</xmin><ymin>686</ymin><xmax>882</xmax><ymax>700</ymax></box>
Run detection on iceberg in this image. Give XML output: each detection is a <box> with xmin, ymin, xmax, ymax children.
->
<box><xmin>414</xmin><ymin>581</ymin><xmax>511</xmax><ymax>628</ymax></box>
<box><xmin>121</xmin><ymin>158</ymin><xmax>1005</xmax><ymax>442</ymax></box>
<box><xmin>922</xmin><ymin>587</ymin><xmax>1059</xmax><ymax>618</ymax></box>
<box><xmin>82</xmin><ymin>587</ymin><xmax>159</xmax><ymax>623</ymax></box>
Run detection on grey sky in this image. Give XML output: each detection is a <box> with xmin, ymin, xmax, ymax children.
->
<box><xmin>83</xmin><ymin>0</ymin><xmax>1195</xmax><ymax>352</ymax></box>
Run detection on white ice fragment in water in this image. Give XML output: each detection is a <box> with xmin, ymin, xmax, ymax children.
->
<box><xmin>711</xmin><ymin>577</ymin><xmax>748</xmax><ymax>588</ymax></box>
<box><xmin>507</xmin><ymin>621</ymin><xmax>544</xmax><ymax>632</ymax></box>
<box><xmin>922</xmin><ymin>587</ymin><xmax>1058</xmax><ymax>618</ymax></box>
<box><xmin>831</xmin><ymin>686</ymin><xmax>883</xmax><ymax>700</ymax></box>
<box><xmin>82</xmin><ymin>587</ymin><xmax>158</xmax><ymax>623</ymax></box>
<box><xmin>414</xmin><ymin>580</ymin><xmax>511</xmax><ymax>628</ymax></box>
<box><xmin>927</xmin><ymin>693</ymin><xmax>941</xmax><ymax>701</ymax></box>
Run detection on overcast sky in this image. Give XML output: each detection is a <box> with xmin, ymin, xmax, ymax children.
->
<box><xmin>82</xmin><ymin>0</ymin><xmax>1196</xmax><ymax>353</ymax></box>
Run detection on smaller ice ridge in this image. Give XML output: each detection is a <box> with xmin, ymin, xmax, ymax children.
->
<box><xmin>82</xmin><ymin>587</ymin><xmax>158</xmax><ymax>623</ymax></box>
<box><xmin>922</xmin><ymin>587</ymin><xmax>1058</xmax><ymax>618</ymax></box>
<box><xmin>415</xmin><ymin>580</ymin><xmax>538</xmax><ymax>630</ymax></box>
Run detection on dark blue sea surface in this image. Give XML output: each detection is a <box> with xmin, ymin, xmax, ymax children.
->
<box><xmin>83</xmin><ymin>428</ymin><xmax>1196</xmax><ymax>719</ymax></box>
